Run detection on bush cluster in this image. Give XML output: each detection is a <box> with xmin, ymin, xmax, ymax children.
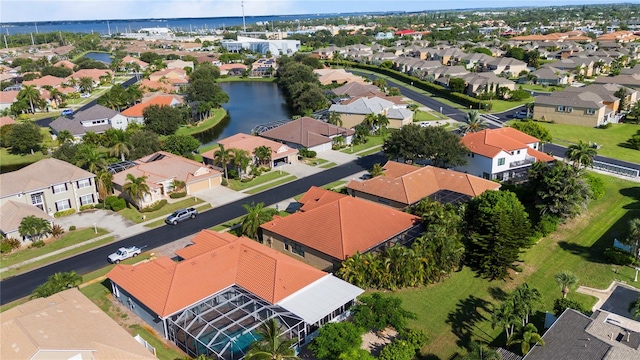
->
<box><xmin>30</xmin><ymin>240</ymin><xmax>45</xmax><ymax>248</ymax></box>
<box><xmin>169</xmin><ymin>192</ymin><xmax>187</xmax><ymax>199</ymax></box>
<box><xmin>140</xmin><ymin>200</ymin><xmax>168</xmax><ymax>213</ymax></box>
<box><xmin>105</xmin><ymin>196</ymin><xmax>126</xmax><ymax>212</ymax></box>
<box><xmin>69</xmin><ymin>225</ymin><xmax>76</xmax><ymax>231</ymax></box>
<box><xmin>299</xmin><ymin>148</ymin><xmax>317</xmax><ymax>158</ymax></box>
<box><xmin>585</xmin><ymin>174</ymin><xmax>606</xmax><ymax>200</ymax></box>
<box><xmin>0</xmin><ymin>237</ymin><xmax>21</xmax><ymax>253</ymax></box>
<box><xmin>604</xmin><ymin>247</ymin><xmax>635</xmax><ymax>266</ymax></box>
<box><xmin>54</xmin><ymin>209</ymin><xmax>76</xmax><ymax>218</ymax></box>
<box><xmin>536</xmin><ymin>214</ymin><xmax>560</xmax><ymax>237</ymax></box>
<box><xmin>79</xmin><ymin>204</ymin><xmax>95</xmax><ymax>211</ymax></box>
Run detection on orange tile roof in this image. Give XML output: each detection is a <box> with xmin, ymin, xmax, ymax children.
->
<box><xmin>461</xmin><ymin>128</ymin><xmax>542</xmax><ymax>158</ymax></box>
<box><xmin>346</xmin><ymin>161</ymin><xmax>501</xmax><ymax>206</ymax></box>
<box><xmin>120</xmin><ymin>95</ymin><xmax>177</xmax><ymax>117</ymax></box>
<box><xmin>201</xmin><ymin>133</ymin><xmax>298</xmax><ymax>161</ymax></box>
<box><xmin>0</xmin><ymin>116</ymin><xmax>15</xmax><ymax>126</ymax></box>
<box><xmin>260</xmin><ymin>187</ymin><xmax>420</xmax><ymax>260</ymax></box>
<box><xmin>107</xmin><ymin>230</ymin><xmax>326</xmax><ymax>317</ymax></box>
<box><xmin>597</xmin><ymin>31</ymin><xmax>639</xmax><ymax>42</ymax></box>
<box><xmin>68</xmin><ymin>69</ymin><xmax>112</xmax><ymax>81</ymax></box>
<box><xmin>53</xmin><ymin>60</ymin><xmax>75</xmax><ymax>69</ymax></box>
<box><xmin>0</xmin><ymin>90</ymin><xmax>19</xmax><ymax>104</ymax></box>
<box><xmin>219</xmin><ymin>63</ymin><xmax>247</xmax><ymax>71</ymax></box>
<box><xmin>22</xmin><ymin>75</ymin><xmax>65</xmax><ymax>88</ymax></box>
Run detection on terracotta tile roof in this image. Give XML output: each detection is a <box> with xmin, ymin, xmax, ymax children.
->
<box><xmin>0</xmin><ymin>158</ymin><xmax>95</xmax><ymax>197</ymax></box>
<box><xmin>120</xmin><ymin>95</ymin><xmax>178</xmax><ymax>117</ymax></box>
<box><xmin>0</xmin><ymin>200</ymin><xmax>53</xmax><ymax>234</ymax></box>
<box><xmin>1</xmin><ymin>288</ymin><xmax>156</xmax><ymax>360</ymax></box>
<box><xmin>22</xmin><ymin>75</ymin><xmax>65</xmax><ymax>88</ymax></box>
<box><xmin>53</xmin><ymin>60</ymin><xmax>75</xmax><ymax>69</ymax></box>
<box><xmin>0</xmin><ymin>90</ymin><xmax>19</xmax><ymax>104</ymax></box>
<box><xmin>140</xmin><ymin>79</ymin><xmax>174</xmax><ymax>93</ymax></box>
<box><xmin>527</xmin><ymin>147</ymin><xmax>555</xmax><ymax>162</ymax></box>
<box><xmin>111</xmin><ymin>151</ymin><xmax>221</xmax><ymax>190</ymax></box>
<box><xmin>149</xmin><ymin>68</ymin><xmax>187</xmax><ymax>80</ymax></box>
<box><xmin>122</xmin><ymin>55</ymin><xmax>149</xmax><ymax>68</ymax></box>
<box><xmin>261</xmin><ymin>187</ymin><xmax>420</xmax><ymax>260</ymax></box>
<box><xmin>346</xmin><ymin>161</ymin><xmax>501</xmax><ymax>206</ymax></box>
<box><xmin>260</xmin><ymin>117</ymin><xmax>355</xmax><ymax>148</ymax></box>
<box><xmin>201</xmin><ymin>133</ymin><xmax>298</xmax><ymax>162</ymax></box>
<box><xmin>68</xmin><ymin>69</ymin><xmax>113</xmax><ymax>82</ymax></box>
<box><xmin>219</xmin><ymin>63</ymin><xmax>247</xmax><ymax>70</ymax></box>
<box><xmin>0</xmin><ymin>116</ymin><xmax>15</xmax><ymax>126</ymax></box>
<box><xmin>107</xmin><ymin>230</ymin><xmax>326</xmax><ymax>317</ymax></box>
<box><xmin>461</xmin><ymin>128</ymin><xmax>542</xmax><ymax>159</ymax></box>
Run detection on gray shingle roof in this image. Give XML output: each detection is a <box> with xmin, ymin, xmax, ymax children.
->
<box><xmin>49</xmin><ymin>104</ymin><xmax>116</xmax><ymax>136</ymax></box>
<box><xmin>260</xmin><ymin>117</ymin><xmax>354</xmax><ymax>148</ymax></box>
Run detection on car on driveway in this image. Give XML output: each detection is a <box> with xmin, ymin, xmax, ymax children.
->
<box><xmin>165</xmin><ymin>208</ymin><xmax>198</xmax><ymax>225</ymax></box>
<box><xmin>512</xmin><ymin>111</ymin><xmax>531</xmax><ymax>119</ymax></box>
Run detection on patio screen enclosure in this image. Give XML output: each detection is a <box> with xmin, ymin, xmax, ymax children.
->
<box><xmin>167</xmin><ymin>285</ymin><xmax>305</xmax><ymax>360</ymax></box>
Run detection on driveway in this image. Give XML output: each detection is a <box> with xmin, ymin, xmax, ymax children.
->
<box><xmin>54</xmin><ymin>209</ymin><xmax>136</xmax><ymax>234</ymax></box>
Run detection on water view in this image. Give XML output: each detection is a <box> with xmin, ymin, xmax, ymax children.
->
<box><xmin>83</xmin><ymin>52</ymin><xmax>112</xmax><ymax>64</ymax></box>
<box><xmin>194</xmin><ymin>81</ymin><xmax>292</xmax><ymax>147</ymax></box>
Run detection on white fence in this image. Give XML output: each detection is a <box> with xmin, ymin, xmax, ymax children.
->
<box><xmin>134</xmin><ymin>334</ymin><xmax>156</xmax><ymax>356</ymax></box>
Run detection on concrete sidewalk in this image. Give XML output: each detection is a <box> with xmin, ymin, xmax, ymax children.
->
<box><xmin>1</xmin><ymin>148</ymin><xmax>376</xmax><ymax>274</ymax></box>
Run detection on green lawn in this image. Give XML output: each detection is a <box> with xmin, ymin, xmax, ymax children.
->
<box><xmin>130</xmin><ymin>324</ymin><xmax>186</xmax><ymax>360</ymax></box>
<box><xmin>1</xmin><ymin>228</ymin><xmax>108</xmax><ymax>269</ymax></box>
<box><xmin>483</xmin><ymin>99</ymin><xmax>532</xmax><ymax>113</ymax></box>
<box><xmin>341</xmin><ymin>134</ymin><xmax>386</xmax><ymax>154</ymax></box>
<box><xmin>319</xmin><ymin>162</ymin><xmax>337</xmax><ymax>169</ymax></box>
<box><xmin>118</xmin><ymin>197</ymin><xmax>206</xmax><ymax>223</ymax></box>
<box><xmin>228</xmin><ymin>171</ymin><xmax>291</xmax><ymax>191</ymax></box>
<box><xmin>245</xmin><ymin>176</ymin><xmax>297</xmax><ymax>194</ymax></box>
<box><xmin>519</xmin><ymin>84</ymin><xmax>560</xmax><ymax>93</ymax></box>
<box><xmin>302</xmin><ymin>157</ymin><xmax>329</xmax><ymax>166</ymax></box>
<box><xmin>414</xmin><ymin>110</ymin><xmax>447</xmax><ymax>121</ymax></box>
<box><xmin>322</xmin><ymin>180</ymin><xmax>347</xmax><ymax>190</ymax></box>
<box><xmin>539</xmin><ymin>122</ymin><xmax>640</xmax><ymax>163</ymax></box>
<box><xmin>175</xmin><ymin>108</ymin><xmax>227</xmax><ymax>136</ymax></box>
<box><xmin>392</xmin><ymin>173</ymin><xmax>640</xmax><ymax>359</ymax></box>
<box><xmin>0</xmin><ymin>147</ymin><xmax>50</xmax><ymax>172</ymax></box>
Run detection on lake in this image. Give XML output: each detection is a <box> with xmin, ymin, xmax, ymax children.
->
<box><xmin>194</xmin><ymin>81</ymin><xmax>292</xmax><ymax>147</ymax></box>
<box><xmin>84</xmin><ymin>52</ymin><xmax>112</xmax><ymax>64</ymax></box>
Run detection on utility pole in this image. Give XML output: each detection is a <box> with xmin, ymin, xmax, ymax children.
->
<box><xmin>3</xmin><ymin>35</ymin><xmax>8</xmax><ymax>49</ymax></box>
<box><xmin>241</xmin><ymin>0</ymin><xmax>246</xmax><ymax>32</ymax></box>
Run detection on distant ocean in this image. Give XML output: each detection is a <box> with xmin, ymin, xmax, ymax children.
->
<box><xmin>0</xmin><ymin>12</ymin><xmax>381</xmax><ymax>35</ymax></box>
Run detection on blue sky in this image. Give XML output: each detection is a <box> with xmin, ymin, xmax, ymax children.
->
<box><xmin>0</xmin><ymin>0</ymin><xmax>629</xmax><ymax>23</ymax></box>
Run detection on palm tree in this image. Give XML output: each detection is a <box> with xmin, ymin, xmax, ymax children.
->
<box><xmin>376</xmin><ymin>114</ymin><xmax>389</xmax><ymax>136</ymax></box>
<box><xmin>56</xmin><ymin>130</ymin><xmax>74</xmax><ymax>144</ymax></box>
<box><xmin>555</xmin><ymin>271</ymin><xmax>578</xmax><ymax>299</ymax></box>
<box><xmin>328</xmin><ymin>111</ymin><xmax>343</xmax><ymax>127</ymax></box>
<box><xmin>78</xmin><ymin>76</ymin><xmax>94</xmax><ymax>94</ymax></box>
<box><xmin>508</xmin><ymin>323</ymin><xmax>545</xmax><ymax>355</ymax></box>
<box><xmin>171</xmin><ymin>179</ymin><xmax>186</xmax><ymax>193</ymax></box>
<box><xmin>628</xmin><ymin>295</ymin><xmax>640</xmax><ymax>320</ymax></box>
<box><xmin>461</xmin><ymin>342</ymin><xmax>501</xmax><ymax>360</ymax></box>
<box><xmin>231</xmin><ymin>148</ymin><xmax>251</xmax><ymax>177</ymax></box>
<box><xmin>18</xmin><ymin>216</ymin><xmax>51</xmax><ymax>241</ymax></box>
<box><xmin>332</xmin><ymin>135</ymin><xmax>345</xmax><ymax>148</ymax></box>
<box><xmin>491</xmin><ymin>301</ymin><xmax>519</xmax><ymax>342</ymax></box>
<box><xmin>96</xmin><ymin>170</ymin><xmax>114</xmax><ymax>200</ymax></box>
<box><xmin>76</xmin><ymin>145</ymin><xmax>107</xmax><ymax>174</ymax></box>
<box><xmin>214</xmin><ymin>144</ymin><xmax>233</xmax><ymax>182</ymax></box>
<box><xmin>241</xmin><ymin>202</ymin><xmax>273</xmax><ymax>240</ymax></box>
<box><xmin>363</xmin><ymin>113</ymin><xmax>377</xmax><ymax>133</ymax></box>
<box><xmin>565</xmin><ymin>141</ymin><xmax>597</xmax><ymax>169</ymax></box>
<box><xmin>17</xmin><ymin>85</ymin><xmax>41</xmax><ymax>113</ymax></box>
<box><xmin>245</xmin><ymin>318</ymin><xmax>298</xmax><ymax>360</ymax></box>
<box><xmin>625</xmin><ymin>218</ymin><xmax>640</xmax><ymax>260</ymax></box>
<box><xmin>511</xmin><ymin>283</ymin><xmax>541</xmax><ymax>326</ymax></box>
<box><xmin>458</xmin><ymin>110</ymin><xmax>487</xmax><ymax>134</ymax></box>
<box><xmin>123</xmin><ymin>174</ymin><xmax>151</xmax><ymax>207</ymax></box>
<box><xmin>254</xmin><ymin>146</ymin><xmax>272</xmax><ymax>168</ymax></box>
<box><xmin>110</xmin><ymin>141</ymin><xmax>130</xmax><ymax>161</ymax></box>
<box><xmin>126</xmin><ymin>84</ymin><xmax>143</xmax><ymax>105</ymax></box>
<box><xmin>369</xmin><ymin>163</ymin><xmax>385</xmax><ymax>177</ymax></box>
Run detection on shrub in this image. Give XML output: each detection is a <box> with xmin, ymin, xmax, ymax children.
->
<box><xmin>169</xmin><ymin>192</ymin><xmax>187</xmax><ymax>199</ymax></box>
<box><xmin>379</xmin><ymin>340</ymin><xmax>416</xmax><ymax>360</ymax></box>
<box><xmin>104</xmin><ymin>196</ymin><xmax>126</xmax><ymax>212</ymax></box>
<box><xmin>628</xmin><ymin>134</ymin><xmax>640</xmax><ymax>150</ymax></box>
<box><xmin>536</xmin><ymin>213</ymin><xmax>560</xmax><ymax>237</ymax></box>
<box><xmin>41</xmin><ymin>148</ymin><xmax>49</xmax><ymax>155</ymax></box>
<box><xmin>309</xmin><ymin>322</ymin><xmax>363</xmax><ymax>360</ymax></box>
<box><xmin>398</xmin><ymin>328</ymin><xmax>429</xmax><ymax>350</ymax></box>
<box><xmin>604</xmin><ymin>247</ymin><xmax>634</xmax><ymax>266</ymax></box>
<box><xmin>0</xmin><ymin>237</ymin><xmax>21</xmax><ymax>253</ymax></box>
<box><xmin>598</xmin><ymin>122</ymin><xmax>613</xmax><ymax>129</ymax></box>
<box><xmin>69</xmin><ymin>225</ymin><xmax>76</xmax><ymax>231</ymax></box>
<box><xmin>221</xmin><ymin>178</ymin><xmax>228</xmax><ymax>186</ymax></box>
<box><xmin>54</xmin><ymin>209</ymin><xmax>76</xmax><ymax>218</ymax></box>
<box><xmin>50</xmin><ymin>224</ymin><xmax>65</xmax><ymax>238</ymax></box>
<box><xmin>94</xmin><ymin>203</ymin><xmax>104</xmax><ymax>209</ymax></box>
<box><xmin>30</xmin><ymin>240</ymin><xmax>45</xmax><ymax>248</ymax></box>
<box><xmin>299</xmin><ymin>148</ymin><xmax>317</xmax><ymax>158</ymax></box>
<box><xmin>140</xmin><ymin>199</ymin><xmax>167</xmax><ymax>213</ymax></box>
<box><xmin>0</xmin><ymin>242</ymin><xmax>11</xmax><ymax>253</ymax></box>
<box><xmin>228</xmin><ymin>169</ymin><xmax>239</xmax><ymax>180</ymax></box>
<box><xmin>553</xmin><ymin>298</ymin><xmax>591</xmax><ymax>316</ymax></box>
<box><xmin>585</xmin><ymin>174</ymin><xmax>605</xmax><ymax>200</ymax></box>
<box><xmin>79</xmin><ymin>204</ymin><xmax>95</xmax><ymax>211</ymax></box>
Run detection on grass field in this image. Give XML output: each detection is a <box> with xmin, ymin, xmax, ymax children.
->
<box><xmin>392</xmin><ymin>173</ymin><xmax>640</xmax><ymax>359</ymax></box>
<box><xmin>118</xmin><ymin>197</ymin><xmax>205</xmax><ymax>223</ymax></box>
<box><xmin>228</xmin><ymin>170</ymin><xmax>291</xmax><ymax>191</ymax></box>
<box><xmin>414</xmin><ymin>110</ymin><xmax>447</xmax><ymax>121</ymax></box>
<box><xmin>175</xmin><ymin>108</ymin><xmax>227</xmax><ymax>136</ymax></box>
<box><xmin>341</xmin><ymin>134</ymin><xmax>386</xmax><ymax>154</ymax></box>
<box><xmin>245</xmin><ymin>176</ymin><xmax>297</xmax><ymax>194</ymax></box>
<box><xmin>519</xmin><ymin>84</ymin><xmax>561</xmax><ymax>93</ymax></box>
<box><xmin>539</xmin><ymin>122</ymin><xmax>640</xmax><ymax>163</ymax></box>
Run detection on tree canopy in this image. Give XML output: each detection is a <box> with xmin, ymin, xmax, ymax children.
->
<box><xmin>383</xmin><ymin>124</ymin><xmax>468</xmax><ymax>167</ymax></box>
<box><xmin>5</xmin><ymin>121</ymin><xmax>43</xmax><ymax>154</ymax></box>
<box><xmin>143</xmin><ymin>104</ymin><xmax>186</xmax><ymax>135</ymax></box>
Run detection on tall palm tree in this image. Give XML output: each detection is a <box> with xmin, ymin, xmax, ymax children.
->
<box><xmin>76</xmin><ymin>145</ymin><xmax>107</xmax><ymax>174</ymax></box>
<box><xmin>328</xmin><ymin>111</ymin><xmax>343</xmax><ymax>127</ymax></box>
<box><xmin>458</xmin><ymin>110</ymin><xmax>487</xmax><ymax>134</ymax></box>
<box><xmin>214</xmin><ymin>144</ymin><xmax>233</xmax><ymax>182</ymax></box>
<box><xmin>231</xmin><ymin>148</ymin><xmax>251</xmax><ymax>177</ymax></box>
<box><xmin>126</xmin><ymin>84</ymin><xmax>143</xmax><ymax>105</ymax></box>
<box><xmin>96</xmin><ymin>170</ymin><xmax>113</xmax><ymax>200</ymax></box>
<box><xmin>565</xmin><ymin>141</ymin><xmax>597</xmax><ymax>169</ymax></box>
<box><xmin>625</xmin><ymin>218</ymin><xmax>640</xmax><ymax>260</ymax></box>
<box><xmin>369</xmin><ymin>163</ymin><xmax>385</xmax><ymax>177</ymax></box>
<box><xmin>511</xmin><ymin>283</ymin><xmax>541</xmax><ymax>326</ymax></box>
<box><xmin>509</xmin><ymin>323</ymin><xmax>545</xmax><ymax>355</ymax></box>
<box><xmin>628</xmin><ymin>295</ymin><xmax>640</xmax><ymax>320</ymax></box>
<box><xmin>78</xmin><ymin>76</ymin><xmax>94</xmax><ymax>94</ymax></box>
<box><xmin>245</xmin><ymin>318</ymin><xmax>298</xmax><ymax>360</ymax></box>
<box><xmin>363</xmin><ymin>113</ymin><xmax>377</xmax><ymax>133</ymax></box>
<box><xmin>461</xmin><ymin>342</ymin><xmax>501</xmax><ymax>360</ymax></box>
<box><xmin>18</xmin><ymin>85</ymin><xmax>41</xmax><ymax>113</ymax></box>
<box><xmin>241</xmin><ymin>202</ymin><xmax>273</xmax><ymax>240</ymax></box>
<box><xmin>56</xmin><ymin>130</ymin><xmax>74</xmax><ymax>144</ymax></box>
<box><xmin>110</xmin><ymin>141</ymin><xmax>130</xmax><ymax>161</ymax></box>
<box><xmin>123</xmin><ymin>174</ymin><xmax>151</xmax><ymax>207</ymax></box>
<box><xmin>491</xmin><ymin>301</ymin><xmax>519</xmax><ymax>342</ymax></box>
<box><xmin>253</xmin><ymin>146</ymin><xmax>272</xmax><ymax>168</ymax></box>
<box><xmin>376</xmin><ymin>114</ymin><xmax>389</xmax><ymax>136</ymax></box>
<box><xmin>555</xmin><ymin>271</ymin><xmax>578</xmax><ymax>299</ymax></box>
<box><xmin>18</xmin><ymin>216</ymin><xmax>51</xmax><ymax>241</ymax></box>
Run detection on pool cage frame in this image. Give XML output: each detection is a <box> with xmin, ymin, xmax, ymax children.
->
<box><xmin>167</xmin><ymin>285</ymin><xmax>305</xmax><ymax>360</ymax></box>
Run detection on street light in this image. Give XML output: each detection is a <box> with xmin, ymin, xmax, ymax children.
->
<box><xmin>93</xmin><ymin>223</ymin><xmax>97</xmax><ymax>234</ymax></box>
<box><xmin>635</xmin><ymin>267</ymin><xmax>640</xmax><ymax>282</ymax></box>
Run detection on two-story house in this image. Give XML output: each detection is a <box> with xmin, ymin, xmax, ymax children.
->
<box><xmin>0</xmin><ymin>158</ymin><xmax>98</xmax><ymax>220</ymax></box>
<box><xmin>49</xmin><ymin>104</ymin><xmax>126</xmax><ymax>138</ymax></box>
<box><xmin>455</xmin><ymin>128</ymin><xmax>555</xmax><ymax>181</ymax></box>
<box><xmin>328</xmin><ymin>95</ymin><xmax>413</xmax><ymax>129</ymax></box>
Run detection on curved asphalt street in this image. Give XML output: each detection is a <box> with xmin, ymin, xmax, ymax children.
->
<box><xmin>0</xmin><ymin>153</ymin><xmax>385</xmax><ymax>305</ymax></box>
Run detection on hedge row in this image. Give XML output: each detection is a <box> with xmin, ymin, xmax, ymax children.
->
<box><xmin>54</xmin><ymin>209</ymin><xmax>76</xmax><ymax>218</ymax></box>
<box><xmin>140</xmin><ymin>200</ymin><xmax>168</xmax><ymax>213</ymax></box>
<box><xmin>324</xmin><ymin>60</ymin><xmax>488</xmax><ymax>109</ymax></box>
<box><xmin>169</xmin><ymin>192</ymin><xmax>187</xmax><ymax>199</ymax></box>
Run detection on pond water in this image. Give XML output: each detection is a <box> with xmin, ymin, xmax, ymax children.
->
<box><xmin>83</xmin><ymin>52</ymin><xmax>112</xmax><ymax>64</ymax></box>
<box><xmin>194</xmin><ymin>81</ymin><xmax>292</xmax><ymax>147</ymax></box>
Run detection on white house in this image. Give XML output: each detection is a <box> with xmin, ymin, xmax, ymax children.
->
<box><xmin>455</xmin><ymin>128</ymin><xmax>555</xmax><ymax>181</ymax></box>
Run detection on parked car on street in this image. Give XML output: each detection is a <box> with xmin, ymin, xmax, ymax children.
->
<box><xmin>107</xmin><ymin>245</ymin><xmax>144</xmax><ymax>263</ymax></box>
<box><xmin>61</xmin><ymin>109</ymin><xmax>73</xmax><ymax>116</ymax></box>
<box><xmin>512</xmin><ymin>111</ymin><xmax>531</xmax><ymax>119</ymax></box>
<box><xmin>165</xmin><ymin>208</ymin><xmax>198</xmax><ymax>225</ymax></box>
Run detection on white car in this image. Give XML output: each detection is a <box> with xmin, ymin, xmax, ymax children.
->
<box><xmin>80</xmin><ymin>93</ymin><xmax>91</xmax><ymax>98</ymax></box>
<box><xmin>107</xmin><ymin>246</ymin><xmax>142</xmax><ymax>263</ymax></box>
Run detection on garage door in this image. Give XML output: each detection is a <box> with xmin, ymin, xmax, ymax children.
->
<box><xmin>188</xmin><ymin>179</ymin><xmax>213</xmax><ymax>193</ymax></box>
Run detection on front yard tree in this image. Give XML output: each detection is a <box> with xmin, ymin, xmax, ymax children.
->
<box><xmin>123</xmin><ymin>174</ymin><xmax>151</xmax><ymax>207</ymax></box>
<box><xmin>78</xmin><ymin>76</ymin><xmax>94</xmax><ymax>94</ymax></box>
<box><xmin>508</xmin><ymin>121</ymin><xmax>552</xmax><ymax>143</ymax></box>
<box><xmin>30</xmin><ymin>271</ymin><xmax>82</xmax><ymax>299</ymax></box>
<box><xmin>214</xmin><ymin>144</ymin><xmax>233</xmax><ymax>182</ymax></box>
<box><xmin>18</xmin><ymin>215</ymin><xmax>51</xmax><ymax>241</ymax></box>
<box><xmin>529</xmin><ymin>162</ymin><xmax>592</xmax><ymax>219</ymax></box>
<box><xmin>245</xmin><ymin>318</ymin><xmax>298</xmax><ymax>360</ymax></box>
<box><xmin>253</xmin><ymin>145</ymin><xmax>272</xmax><ymax>168</ymax></box>
<box><xmin>241</xmin><ymin>202</ymin><xmax>275</xmax><ymax>240</ymax></box>
<box><xmin>5</xmin><ymin>121</ymin><xmax>43</xmax><ymax>154</ymax></box>
<box><xmin>96</xmin><ymin>170</ymin><xmax>114</xmax><ymax>200</ymax></box>
<box><xmin>143</xmin><ymin>104</ymin><xmax>185</xmax><ymax>135</ymax></box>
<box><xmin>465</xmin><ymin>190</ymin><xmax>533</xmax><ymax>280</ymax></box>
<box><xmin>231</xmin><ymin>148</ymin><xmax>251</xmax><ymax>177</ymax></box>
<box><xmin>17</xmin><ymin>85</ymin><xmax>42</xmax><ymax>113</ymax></box>
<box><xmin>383</xmin><ymin>124</ymin><xmax>468</xmax><ymax>168</ymax></box>
<box><xmin>308</xmin><ymin>322</ymin><xmax>363</xmax><ymax>360</ymax></box>
<box><xmin>161</xmin><ymin>134</ymin><xmax>200</xmax><ymax>157</ymax></box>
<box><xmin>555</xmin><ymin>270</ymin><xmax>578</xmax><ymax>299</ymax></box>
<box><xmin>458</xmin><ymin>110</ymin><xmax>487</xmax><ymax>134</ymax></box>
<box><xmin>565</xmin><ymin>140</ymin><xmax>597</xmax><ymax>169</ymax></box>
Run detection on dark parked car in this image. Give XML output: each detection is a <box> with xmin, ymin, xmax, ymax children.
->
<box><xmin>513</xmin><ymin>111</ymin><xmax>531</xmax><ymax>119</ymax></box>
<box><xmin>165</xmin><ymin>208</ymin><xmax>198</xmax><ymax>225</ymax></box>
